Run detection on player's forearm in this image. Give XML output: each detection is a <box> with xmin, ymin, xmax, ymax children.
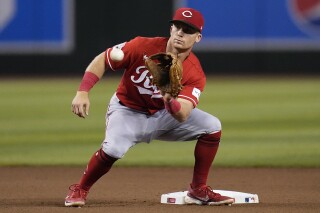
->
<box><xmin>164</xmin><ymin>97</ymin><xmax>193</xmax><ymax>122</ymax></box>
<box><xmin>171</xmin><ymin>101</ymin><xmax>192</xmax><ymax>122</ymax></box>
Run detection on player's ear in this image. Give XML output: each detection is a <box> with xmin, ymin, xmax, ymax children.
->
<box><xmin>195</xmin><ymin>33</ymin><xmax>202</xmax><ymax>43</ymax></box>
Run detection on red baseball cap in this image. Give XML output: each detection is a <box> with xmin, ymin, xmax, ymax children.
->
<box><xmin>170</xmin><ymin>8</ymin><xmax>204</xmax><ymax>32</ymax></box>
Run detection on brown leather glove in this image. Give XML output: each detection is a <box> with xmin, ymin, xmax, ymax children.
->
<box><xmin>144</xmin><ymin>52</ymin><xmax>183</xmax><ymax>98</ymax></box>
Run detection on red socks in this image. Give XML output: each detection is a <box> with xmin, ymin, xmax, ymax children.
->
<box><xmin>192</xmin><ymin>131</ymin><xmax>221</xmax><ymax>188</ymax></box>
<box><xmin>77</xmin><ymin>131</ymin><xmax>221</xmax><ymax>191</ymax></box>
<box><xmin>79</xmin><ymin>148</ymin><xmax>117</xmax><ymax>191</ymax></box>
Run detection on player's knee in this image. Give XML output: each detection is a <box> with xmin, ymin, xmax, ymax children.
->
<box><xmin>201</xmin><ymin>115</ymin><xmax>222</xmax><ymax>133</ymax></box>
<box><xmin>212</xmin><ymin>116</ymin><xmax>222</xmax><ymax>132</ymax></box>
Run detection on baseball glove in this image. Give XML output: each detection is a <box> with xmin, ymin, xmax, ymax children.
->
<box><xmin>144</xmin><ymin>52</ymin><xmax>183</xmax><ymax>97</ymax></box>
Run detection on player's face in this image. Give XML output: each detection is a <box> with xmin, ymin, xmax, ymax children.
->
<box><xmin>170</xmin><ymin>22</ymin><xmax>202</xmax><ymax>51</ymax></box>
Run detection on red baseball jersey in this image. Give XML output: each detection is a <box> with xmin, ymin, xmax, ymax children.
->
<box><xmin>105</xmin><ymin>36</ymin><xmax>206</xmax><ymax>115</ymax></box>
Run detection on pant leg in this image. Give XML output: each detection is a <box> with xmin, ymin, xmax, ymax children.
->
<box><xmin>101</xmin><ymin>94</ymin><xmax>150</xmax><ymax>159</ymax></box>
<box><xmin>153</xmin><ymin>108</ymin><xmax>221</xmax><ymax>142</ymax></box>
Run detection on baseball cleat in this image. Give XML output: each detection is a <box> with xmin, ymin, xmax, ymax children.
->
<box><xmin>185</xmin><ymin>184</ymin><xmax>235</xmax><ymax>206</ymax></box>
<box><xmin>65</xmin><ymin>184</ymin><xmax>89</xmax><ymax>207</ymax></box>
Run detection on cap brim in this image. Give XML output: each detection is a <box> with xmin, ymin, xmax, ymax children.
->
<box><xmin>169</xmin><ymin>20</ymin><xmax>201</xmax><ymax>32</ymax></box>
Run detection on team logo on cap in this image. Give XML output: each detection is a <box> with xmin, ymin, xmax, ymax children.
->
<box><xmin>182</xmin><ymin>10</ymin><xmax>192</xmax><ymax>18</ymax></box>
<box><xmin>287</xmin><ymin>0</ymin><xmax>320</xmax><ymax>37</ymax></box>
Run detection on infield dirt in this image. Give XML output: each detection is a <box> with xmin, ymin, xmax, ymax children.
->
<box><xmin>0</xmin><ymin>167</ymin><xmax>319</xmax><ymax>213</ymax></box>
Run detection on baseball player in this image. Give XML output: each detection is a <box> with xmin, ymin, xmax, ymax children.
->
<box><xmin>65</xmin><ymin>7</ymin><xmax>235</xmax><ymax>207</ymax></box>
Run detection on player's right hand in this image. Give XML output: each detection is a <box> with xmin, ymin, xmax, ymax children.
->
<box><xmin>71</xmin><ymin>91</ymin><xmax>90</xmax><ymax>118</ymax></box>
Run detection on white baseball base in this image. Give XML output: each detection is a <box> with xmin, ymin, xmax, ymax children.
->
<box><xmin>161</xmin><ymin>190</ymin><xmax>259</xmax><ymax>205</ymax></box>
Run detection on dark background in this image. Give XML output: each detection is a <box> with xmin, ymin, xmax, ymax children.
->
<box><xmin>0</xmin><ymin>0</ymin><xmax>319</xmax><ymax>77</ymax></box>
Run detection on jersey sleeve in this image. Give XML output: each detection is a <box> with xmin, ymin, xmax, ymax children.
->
<box><xmin>178</xmin><ymin>77</ymin><xmax>205</xmax><ymax>107</ymax></box>
<box><xmin>105</xmin><ymin>37</ymin><xmax>140</xmax><ymax>71</ymax></box>
<box><xmin>177</xmin><ymin>54</ymin><xmax>206</xmax><ymax>107</ymax></box>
